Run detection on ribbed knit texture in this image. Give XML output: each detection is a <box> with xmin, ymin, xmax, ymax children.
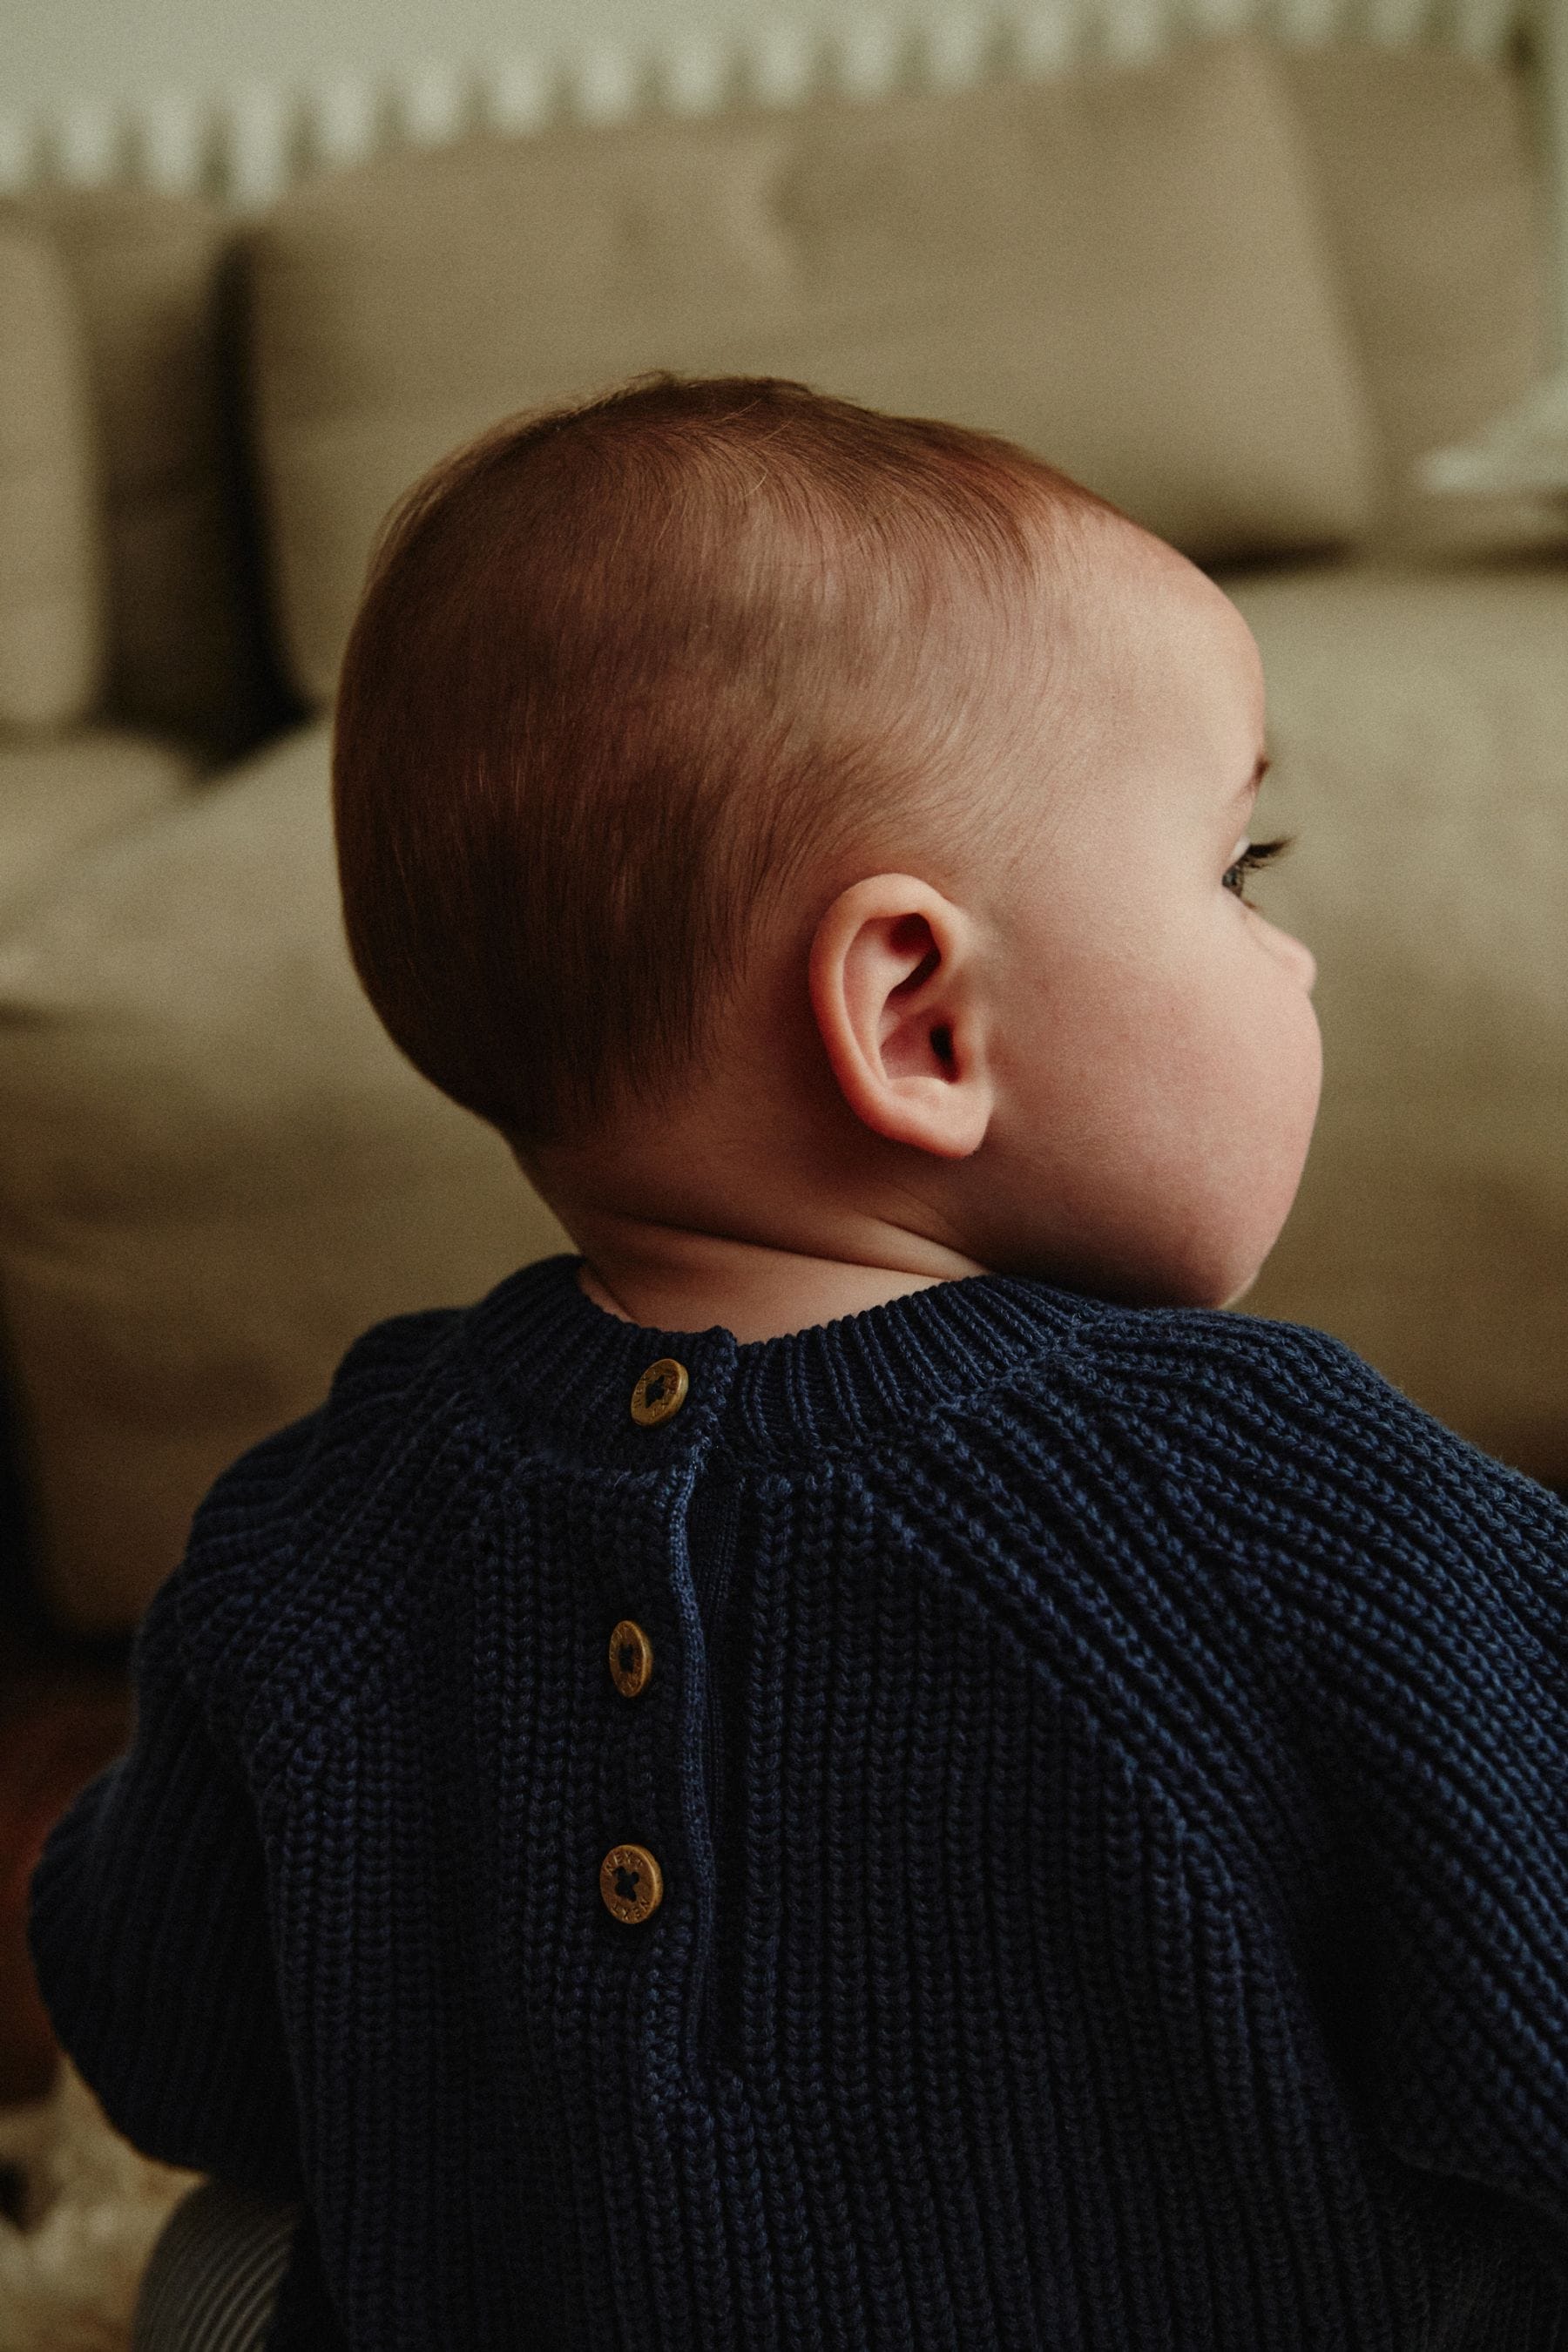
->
<box><xmin>27</xmin><ymin>1253</ymin><xmax>1568</xmax><ymax>2349</ymax></box>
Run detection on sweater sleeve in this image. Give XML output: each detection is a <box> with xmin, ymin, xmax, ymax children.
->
<box><xmin>26</xmin><ymin>1568</ymin><xmax>304</xmax><ymax>2204</ymax></box>
<box><xmin>1228</xmin><ymin>1335</ymin><xmax>1568</xmax><ymax>2290</ymax></box>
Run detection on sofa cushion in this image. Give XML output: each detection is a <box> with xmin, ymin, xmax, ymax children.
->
<box><xmin>0</xmin><ymin>721</ymin><xmax>569</xmax><ymax>1632</ymax></box>
<box><xmin>250</xmin><ymin>31</ymin><xmax>1378</xmax><ymax>706</ymax></box>
<box><xmin>20</xmin><ymin>187</ymin><xmax>285</xmax><ymax>758</ymax></box>
<box><xmin>1280</xmin><ymin>38</ymin><xmax>1551</xmax><ymax>550</ymax></box>
<box><xmin>1213</xmin><ymin>553</ymin><xmax>1568</xmax><ymax>1478</ymax></box>
<box><xmin>0</xmin><ymin>729</ymin><xmax>199</xmax><ymax>932</ymax></box>
<box><xmin>0</xmin><ymin>220</ymin><xmax>102</xmax><ymax>733</ymax></box>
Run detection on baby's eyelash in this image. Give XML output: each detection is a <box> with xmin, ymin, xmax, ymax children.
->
<box><xmin>1223</xmin><ymin>834</ymin><xmax>1296</xmax><ymax>904</ymax></box>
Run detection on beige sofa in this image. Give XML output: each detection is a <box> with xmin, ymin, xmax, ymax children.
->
<box><xmin>1</xmin><ymin>29</ymin><xmax>1565</xmax><ymax>1636</ymax></box>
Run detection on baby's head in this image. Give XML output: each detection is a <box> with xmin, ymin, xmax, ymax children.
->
<box><xmin>335</xmin><ymin>372</ymin><xmax>1318</xmax><ymax>1315</ymax></box>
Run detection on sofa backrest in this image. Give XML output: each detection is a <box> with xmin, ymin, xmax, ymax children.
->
<box><xmin>0</xmin><ymin>214</ymin><xmax>101</xmax><ymax>734</ymax></box>
<box><xmin>1277</xmin><ymin>38</ymin><xmax>1548</xmax><ymax>521</ymax></box>
<box><xmin>247</xmin><ymin>32</ymin><xmax>1372</xmax><ymax>710</ymax></box>
<box><xmin>242</xmin><ymin>30</ymin><xmax>1549</xmax><ymax>713</ymax></box>
<box><xmin>0</xmin><ymin>32</ymin><xmax>1548</xmax><ymax>749</ymax></box>
<box><xmin>0</xmin><ymin>185</ymin><xmax>288</xmax><ymax>759</ymax></box>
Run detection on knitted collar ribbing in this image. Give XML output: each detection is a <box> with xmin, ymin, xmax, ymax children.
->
<box><xmin>463</xmin><ymin>1251</ymin><xmax>1101</xmax><ymax>1466</ymax></box>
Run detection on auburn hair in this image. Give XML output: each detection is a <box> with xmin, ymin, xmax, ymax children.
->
<box><xmin>333</xmin><ymin>372</ymin><xmax>1119</xmax><ymax>1151</ymax></box>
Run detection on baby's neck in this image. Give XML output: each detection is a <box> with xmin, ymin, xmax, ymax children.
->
<box><xmin>572</xmin><ymin>1227</ymin><xmax>984</xmax><ymax>1343</ymax></box>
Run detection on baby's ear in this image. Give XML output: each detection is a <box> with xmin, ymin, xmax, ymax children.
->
<box><xmin>808</xmin><ymin>875</ymin><xmax>994</xmax><ymax>1158</ymax></box>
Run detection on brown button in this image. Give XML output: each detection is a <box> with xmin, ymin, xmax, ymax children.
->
<box><xmin>600</xmin><ymin>1842</ymin><xmax>664</xmax><ymax>1923</ymax></box>
<box><xmin>630</xmin><ymin>1358</ymin><xmax>688</xmax><ymax>1428</ymax></box>
<box><xmin>608</xmin><ymin>1619</ymin><xmax>653</xmax><ymax>1697</ymax></box>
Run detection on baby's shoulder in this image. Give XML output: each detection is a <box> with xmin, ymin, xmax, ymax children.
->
<box><xmin>153</xmin><ymin>1303</ymin><xmax>481</xmax><ymax>1730</ymax></box>
<box><xmin>917</xmin><ymin>1281</ymin><xmax>1567</xmax><ymax>1591</ymax></box>
<box><xmin>193</xmin><ymin>1301</ymin><xmax>470</xmax><ymax>1534</ymax></box>
<box><xmin>881</xmin><ymin>1289</ymin><xmax>1568</xmax><ymax>1753</ymax></box>
<box><xmin>984</xmin><ymin>1285</ymin><xmax>1501</xmax><ymax>1484</ymax></box>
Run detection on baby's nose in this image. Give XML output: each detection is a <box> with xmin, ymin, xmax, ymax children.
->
<box><xmin>1264</xmin><ymin>917</ymin><xmax>1315</xmax><ymax>994</ymax></box>
<box><xmin>1287</xmin><ymin>933</ymin><xmax>1317</xmax><ymax>994</ymax></box>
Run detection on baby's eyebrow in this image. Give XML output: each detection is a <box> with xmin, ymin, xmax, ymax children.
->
<box><xmin>1240</xmin><ymin>752</ymin><xmax>1271</xmax><ymax>801</ymax></box>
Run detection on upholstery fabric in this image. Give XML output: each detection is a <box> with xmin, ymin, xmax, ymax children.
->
<box><xmin>28</xmin><ymin>1256</ymin><xmax>1568</xmax><ymax>2345</ymax></box>
<box><xmin>132</xmin><ymin>2180</ymin><xmax>297</xmax><ymax>2352</ymax></box>
<box><xmin>21</xmin><ymin>187</ymin><xmax>284</xmax><ymax>756</ymax></box>
<box><xmin>1220</xmin><ymin>552</ymin><xmax>1568</xmax><ymax>1476</ymax></box>
<box><xmin>0</xmin><ymin>721</ymin><xmax>568</xmax><ymax>1632</ymax></box>
<box><xmin>0</xmin><ymin>219</ymin><xmax>103</xmax><ymax>733</ymax></box>
<box><xmin>1280</xmin><ymin>38</ymin><xmax>1555</xmax><ymax>552</ymax></box>
<box><xmin>0</xmin><ymin>730</ymin><xmax>199</xmax><ymax>932</ymax></box>
<box><xmin>249</xmin><ymin>32</ymin><xmax>1379</xmax><ymax>706</ymax></box>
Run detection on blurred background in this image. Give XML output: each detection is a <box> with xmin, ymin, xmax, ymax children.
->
<box><xmin>2</xmin><ymin>0</ymin><xmax>1567</xmax><ymax>2335</ymax></box>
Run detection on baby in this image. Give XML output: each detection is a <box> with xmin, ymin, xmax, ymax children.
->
<box><xmin>29</xmin><ymin>373</ymin><xmax>1568</xmax><ymax>2352</ymax></box>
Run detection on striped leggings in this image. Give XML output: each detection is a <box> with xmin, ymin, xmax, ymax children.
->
<box><xmin>132</xmin><ymin>2181</ymin><xmax>301</xmax><ymax>2350</ymax></box>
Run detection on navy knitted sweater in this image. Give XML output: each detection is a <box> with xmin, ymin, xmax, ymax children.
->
<box><xmin>28</xmin><ymin>1253</ymin><xmax>1568</xmax><ymax>2349</ymax></box>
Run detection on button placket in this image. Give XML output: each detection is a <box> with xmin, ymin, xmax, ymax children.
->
<box><xmin>598</xmin><ymin>1357</ymin><xmax>692</xmax><ymax>1926</ymax></box>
